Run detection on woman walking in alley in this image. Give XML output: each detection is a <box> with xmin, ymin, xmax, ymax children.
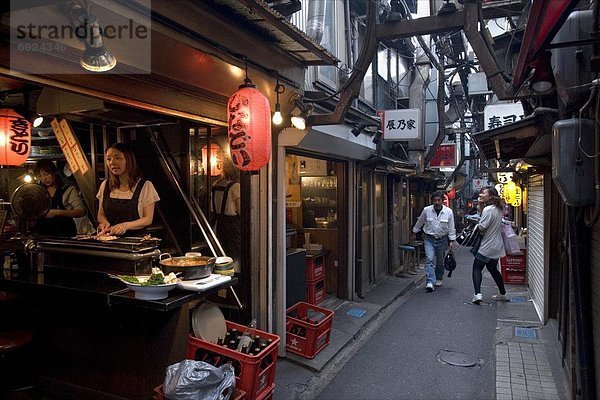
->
<box><xmin>471</xmin><ymin>186</ymin><xmax>507</xmax><ymax>304</ymax></box>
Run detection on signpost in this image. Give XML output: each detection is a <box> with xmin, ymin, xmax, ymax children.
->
<box><xmin>483</xmin><ymin>103</ymin><xmax>525</xmax><ymax>130</ymax></box>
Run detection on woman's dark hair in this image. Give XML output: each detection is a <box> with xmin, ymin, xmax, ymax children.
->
<box><xmin>33</xmin><ymin>159</ymin><xmax>64</xmax><ymax>186</ymax></box>
<box><xmin>106</xmin><ymin>142</ymin><xmax>142</xmax><ymax>190</ymax></box>
<box><xmin>480</xmin><ymin>186</ymin><xmax>503</xmax><ymax>210</ymax></box>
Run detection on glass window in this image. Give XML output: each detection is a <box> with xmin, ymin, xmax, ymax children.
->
<box><xmin>390</xmin><ymin>51</ymin><xmax>398</xmax><ymax>87</ymax></box>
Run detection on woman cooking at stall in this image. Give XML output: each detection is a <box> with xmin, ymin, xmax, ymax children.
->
<box><xmin>96</xmin><ymin>143</ymin><xmax>160</xmax><ymax>237</ymax></box>
<box><xmin>33</xmin><ymin>159</ymin><xmax>87</xmax><ymax>237</ymax></box>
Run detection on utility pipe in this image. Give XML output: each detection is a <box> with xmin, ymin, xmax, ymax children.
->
<box><xmin>568</xmin><ymin>206</ymin><xmax>596</xmax><ymax>400</ymax></box>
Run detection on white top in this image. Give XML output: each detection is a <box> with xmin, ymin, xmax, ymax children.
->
<box><xmin>212</xmin><ymin>179</ymin><xmax>240</xmax><ymax>216</ymax></box>
<box><xmin>476</xmin><ymin>205</ymin><xmax>506</xmax><ymax>259</ymax></box>
<box><xmin>413</xmin><ymin>205</ymin><xmax>457</xmax><ymax>240</ymax></box>
<box><xmin>96</xmin><ymin>180</ymin><xmax>160</xmax><ymax>217</ymax></box>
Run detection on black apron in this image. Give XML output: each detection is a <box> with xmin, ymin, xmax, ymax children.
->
<box><xmin>212</xmin><ymin>181</ymin><xmax>241</xmax><ymax>263</ymax></box>
<box><xmin>36</xmin><ymin>184</ymin><xmax>77</xmax><ymax>237</ymax></box>
<box><xmin>102</xmin><ymin>179</ymin><xmax>147</xmax><ymax>236</ymax></box>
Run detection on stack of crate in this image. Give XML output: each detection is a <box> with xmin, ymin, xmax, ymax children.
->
<box><xmin>306</xmin><ymin>253</ymin><xmax>326</xmax><ymax>305</ymax></box>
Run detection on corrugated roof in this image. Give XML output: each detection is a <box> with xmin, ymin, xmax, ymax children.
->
<box><xmin>205</xmin><ymin>0</ymin><xmax>339</xmax><ymax>66</ymax></box>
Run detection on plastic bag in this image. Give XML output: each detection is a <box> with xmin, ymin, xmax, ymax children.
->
<box><xmin>163</xmin><ymin>359</ymin><xmax>236</xmax><ymax>400</ymax></box>
<box><xmin>444</xmin><ymin>251</ymin><xmax>457</xmax><ymax>277</ymax></box>
<box><xmin>501</xmin><ymin>223</ymin><xmax>522</xmax><ymax>255</ymax></box>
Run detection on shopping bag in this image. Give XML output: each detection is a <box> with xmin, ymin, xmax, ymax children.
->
<box><xmin>501</xmin><ymin>223</ymin><xmax>522</xmax><ymax>255</ymax></box>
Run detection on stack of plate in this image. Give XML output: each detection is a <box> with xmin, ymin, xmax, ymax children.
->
<box><xmin>213</xmin><ymin>256</ymin><xmax>235</xmax><ymax>276</ymax></box>
<box><xmin>191</xmin><ymin>302</ymin><xmax>227</xmax><ymax>343</ymax></box>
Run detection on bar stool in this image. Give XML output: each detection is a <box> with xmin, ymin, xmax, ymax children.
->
<box><xmin>408</xmin><ymin>241</ymin><xmax>424</xmax><ymax>272</ymax></box>
<box><xmin>394</xmin><ymin>244</ymin><xmax>416</xmax><ymax>277</ymax></box>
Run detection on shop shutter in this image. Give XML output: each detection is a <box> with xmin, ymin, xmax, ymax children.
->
<box><xmin>527</xmin><ymin>174</ymin><xmax>548</xmax><ymax>322</ymax></box>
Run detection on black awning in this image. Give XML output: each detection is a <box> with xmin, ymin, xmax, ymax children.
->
<box><xmin>472</xmin><ymin>112</ymin><xmax>556</xmax><ymax>162</ymax></box>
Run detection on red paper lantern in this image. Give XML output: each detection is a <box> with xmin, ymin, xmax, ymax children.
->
<box><xmin>447</xmin><ymin>188</ymin><xmax>456</xmax><ymax>200</ymax></box>
<box><xmin>201</xmin><ymin>144</ymin><xmax>223</xmax><ymax>176</ymax></box>
<box><xmin>227</xmin><ymin>78</ymin><xmax>271</xmax><ymax>171</ymax></box>
<box><xmin>0</xmin><ymin>109</ymin><xmax>31</xmax><ymax>166</ymax></box>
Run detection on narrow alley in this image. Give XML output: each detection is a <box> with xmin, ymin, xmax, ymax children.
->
<box><xmin>276</xmin><ymin>246</ymin><xmax>569</xmax><ymax>400</ymax></box>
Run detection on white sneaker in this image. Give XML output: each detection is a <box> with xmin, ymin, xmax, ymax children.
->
<box><xmin>492</xmin><ymin>293</ymin><xmax>509</xmax><ymax>301</ymax></box>
<box><xmin>434</xmin><ymin>280</ymin><xmax>443</xmax><ymax>287</ymax></box>
<box><xmin>471</xmin><ymin>293</ymin><xmax>482</xmax><ymax>304</ymax></box>
<box><xmin>426</xmin><ymin>282</ymin><xmax>435</xmax><ymax>292</ymax></box>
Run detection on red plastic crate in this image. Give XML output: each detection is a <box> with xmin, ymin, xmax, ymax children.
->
<box><xmin>256</xmin><ymin>383</ymin><xmax>275</xmax><ymax>400</ymax></box>
<box><xmin>500</xmin><ymin>249</ymin><xmax>527</xmax><ymax>271</ymax></box>
<box><xmin>285</xmin><ymin>302</ymin><xmax>334</xmax><ymax>359</ymax></box>
<box><xmin>502</xmin><ymin>267</ymin><xmax>527</xmax><ymax>285</ymax></box>
<box><xmin>306</xmin><ymin>277</ymin><xmax>326</xmax><ymax>305</ymax></box>
<box><xmin>154</xmin><ymin>385</ymin><xmax>246</xmax><ymax>400</ymax></box>
<box><xmin>187</xmin><ymin>321</ymin><xmax>280</xmax><ymax>400</ymax></box>
<box><xmin>306</xmin><ymin>256</ymin><xmax>326</xmax><ymax>281</ymax></box>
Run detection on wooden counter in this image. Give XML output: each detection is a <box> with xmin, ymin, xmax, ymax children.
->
<box><xmin>0</xmin><ymin>265</ymin><xmax>236</xmax><ymax>400</ymax></box>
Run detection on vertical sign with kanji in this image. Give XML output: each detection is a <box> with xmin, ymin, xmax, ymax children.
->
<box><xmin>483</xmin><ymin>103</ymin><xmax>525</xmax><ymax>130</ymax></box>
<box><xmin>380</xmin><ymin>108</ymin><xmax>421</xmax><ymax>140</ymax></box>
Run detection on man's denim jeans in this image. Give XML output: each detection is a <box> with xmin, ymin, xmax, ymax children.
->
<box><xmin>423</xmin><ymin>236</ymin><xmax>448</xmax><ymax>284</ymax></box>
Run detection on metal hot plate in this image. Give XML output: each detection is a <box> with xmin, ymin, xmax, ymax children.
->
<box><xmin>38</xmin><ymin>236</ymin><xmax>161</xmax><ymax>253</ymax></box>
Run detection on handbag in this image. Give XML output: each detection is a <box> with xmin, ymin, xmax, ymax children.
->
<box><xmin>444</xmin><ymin>251</ymin><xmax>457</xmax><ymax>277</ymax></box>
<box><xmin>458</xmin><ymin>225</ymin><xmax>480</xmax><ymax>247</ymax></box>
<box><xmin>469</xmin><ymin>231</ymin><xmax>483</xmax><ymax>255</ymax></box>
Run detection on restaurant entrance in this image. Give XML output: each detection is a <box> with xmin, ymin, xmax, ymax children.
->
<box><xmin>284</xmin><ymin>152</ymin><xmax>348</xmax><ymax>305</ymax></box>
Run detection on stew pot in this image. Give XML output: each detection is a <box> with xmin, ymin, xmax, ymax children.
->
<box><xmin>159</xmin><ymin>253</ymin><xmax>216</xmax><ymax>280</ymax></box>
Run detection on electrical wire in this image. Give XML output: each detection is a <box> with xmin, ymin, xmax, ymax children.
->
<box><xmin>578</xmin><ymin>83</ymin><xmax>600</xmax><ymax>158</ymax></box>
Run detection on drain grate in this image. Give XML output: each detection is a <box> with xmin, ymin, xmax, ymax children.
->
<box><xmin>508</xmin><ymin>296</ymin><xmax>527</xmax><ymax>303</ymax></box>
<box><xmin>346</xmin><ymin>308</ymin><xmax>367</xmax><ymax>318</ymax></box>
<box><xmin>438</xmin><ymin>350</ymin><xmax>477</xmax><ymax>367</ymax></box>
<box><xmin>514</xmin><ymin>326</ymin><xmax>539</xmax><ymax>339</ymax></box>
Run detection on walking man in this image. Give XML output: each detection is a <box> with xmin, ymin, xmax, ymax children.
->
<box><xmin>412</xmin><ymin>191</ymin><xmax>457</xmax><ymax>292</ymax></box>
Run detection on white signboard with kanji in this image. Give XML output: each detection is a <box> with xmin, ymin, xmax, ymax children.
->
<box><xmin>483</xmin><ymin>103</ymin><xmax>525</xmax><ymax>130</ymax></box>
<box><xmin>381</xmin><ymin>108</ymin><xmax>421</xmax><ymax>140</ymax></box>
<box><xmin>472</xmin><ymin>178</ymin><xmax>488</xmax><ymax>191</ymax></box>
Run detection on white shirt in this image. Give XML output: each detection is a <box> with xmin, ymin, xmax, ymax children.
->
<box><xmin>476</xmin><ymin>205</ymin><xmax>506</xmax><ymax>259</ymax></box>
<box><xmin>96</xmin><ymin>180</ymin><xmax>160</xmax><ymax>217</ymax></box>
<box><xmin>413</xmin><ymin>205</ymin><xmax>457</xmax><ymax>240</ymax></box>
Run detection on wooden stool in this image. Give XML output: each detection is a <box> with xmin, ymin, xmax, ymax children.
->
<box><xmin>394</xmin><ymin>244</ymin><xmax>416</xmax><ymax>277</ymax></box>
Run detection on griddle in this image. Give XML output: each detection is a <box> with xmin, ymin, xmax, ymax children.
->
<box><xmin>38</xmin><ymin>236</ymin><xmax>161</xmax><ymax>253</ymax></box>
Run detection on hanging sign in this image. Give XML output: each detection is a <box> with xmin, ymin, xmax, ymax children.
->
<box><xmin>512</xmin><ymin>186</ymin><xmax>522</xmax><ymax>207</ymax></box>
<box><xmin>472</xmin><ymin>178</ymin><xmax>488</xmax><ymax>191</ymax></box>
<box><xmin>380</xmin><ymin>108</ymin><xmax>421</xmax><ymax>140</ymax></box>
<box><xmin>483</xmin><ymin>103</ymin><xmax>525</xmax><ymax>130</ymax></box>
<box><xmin>429</xmin><ymin>144</ymin><xmax>457</xmax><ymax>168</ymax></box>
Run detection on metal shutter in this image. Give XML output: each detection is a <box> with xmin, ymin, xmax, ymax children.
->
<box><xmin>527</xmin><ymin>174</ymin><xmax>548</xmax><ymax>322</ymax></box>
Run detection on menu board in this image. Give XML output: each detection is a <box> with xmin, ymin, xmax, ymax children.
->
<box><xmin>51</xmin><ymin>118</ymin><xmax>90</xmax><ymax>175</ymax></box>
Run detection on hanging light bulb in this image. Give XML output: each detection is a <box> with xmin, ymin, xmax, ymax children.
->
<box><xmin>272</xmin><ymin>75</ymin><xmax>285</xmax><ymax>125</ymax></box>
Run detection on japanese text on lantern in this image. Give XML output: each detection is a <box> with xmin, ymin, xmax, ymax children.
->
<box><xmin>0</xmin><ymin>109</ymin><xmax>30</xmax><ymax>166</ymax></box>
<box><xmin>228</xmin><ymin>92</ymin><xmax>252</xmax><ymax>168</ymax></box>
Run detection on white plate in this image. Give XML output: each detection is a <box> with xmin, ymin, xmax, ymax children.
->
<box><xmin>191</xmin><ymin>302</ymin><xmax>226</xmax><ymax>343</ymax></box>
<box><xmin>117</xmin><ymin>276</ymin><xmax>179</xmax><ymax>301</ymax></box>
<box><xmin>215</xmin><ymin>256</ymin><xmax>233</xmax><ymax>266</ymax></box>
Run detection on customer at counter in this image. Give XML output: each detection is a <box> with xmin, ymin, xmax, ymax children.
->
<box><xmin>33</xmin><ymin>159</ymin><xmax>87</xmax><ymax>237</ymax></box>
<box><xmin>96</xmin><ymin>143</ymin><xmax>160</xmax><ymax>237</ymax></box>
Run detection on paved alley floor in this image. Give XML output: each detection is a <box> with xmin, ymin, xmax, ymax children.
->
<box><xmin>274</xmin><ymin>246</ymin><xmax>569</xmax><ymax>400</ymax></box>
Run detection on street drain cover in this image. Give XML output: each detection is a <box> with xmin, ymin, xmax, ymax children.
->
<box><xmin>438</xmin><ymin>350</ymin><xmax>477</xmax><ymax>367</ymax></box>
<box><xmin>508</xmin><ymin>296</ymin><xmax>527</xmax><ymax>303</ymax></box>
<box><xmin>514</xmin><ymin>326</ymin><xmax>539</xmax><ymax>339</ymax></box>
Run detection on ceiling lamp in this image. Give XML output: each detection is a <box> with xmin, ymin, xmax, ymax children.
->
<box><xmin>80</xmin><ymin>17</ymin><xmax>116</xmax><ymax>72</ymax></box>
<box><xmin>0</xmin><ymin>109</ymin><xmax>31</xmax><ymax>166</ymax></box>
<box><xmin>227</xmin><ymin>62</ymin><xmax>272</xmax><ymax>172</ymax></box>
